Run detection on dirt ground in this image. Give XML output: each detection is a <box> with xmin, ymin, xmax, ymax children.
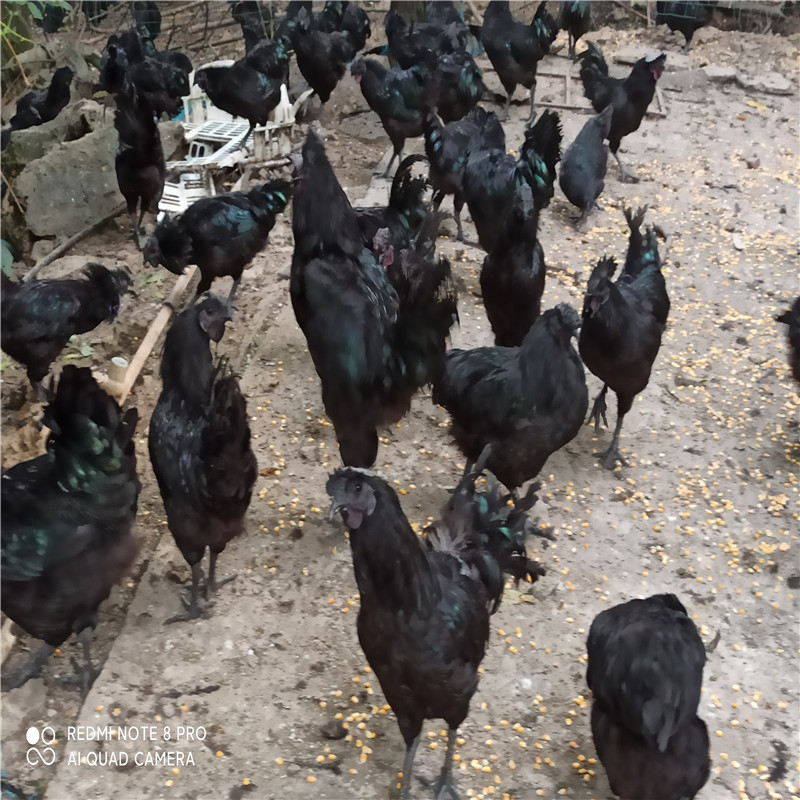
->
<box><xmin>1</xmin><ymin>10</ymin><xmax>799</xmax><ymax>800</ymax></box>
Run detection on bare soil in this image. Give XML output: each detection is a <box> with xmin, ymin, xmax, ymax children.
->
<box><xmin>1</xmin><ymin>15</ymin><xmax>799</xmax><ymax>800</ymax></box>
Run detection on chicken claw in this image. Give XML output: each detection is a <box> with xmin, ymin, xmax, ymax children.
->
<box><xmin>587</xmin><ymin>386</ymin><xmax>609</xmax><ymax>432</ymax></box>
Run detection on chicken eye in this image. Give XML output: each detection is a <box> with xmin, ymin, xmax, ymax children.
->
<box><xmin>354</xmin><ymin>483</ymin><xmax>362</xmax><ymax>493</ymax></box>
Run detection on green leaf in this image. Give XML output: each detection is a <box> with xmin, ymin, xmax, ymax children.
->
<box><xmin>64</xmin><ymin>353</ymin><xmax>82</xmax><ymax>360</ymax></box>
<box><xmin>144</xmin><ymin>274</ymin><xmax>163</xmax><ymax>285</ymax></box>
<box><xmin>79</xmin><ymin>344</ymin><xmax>94</xmax><ymax>357</ymax></box>
<box><xmin>27</xmin><ymin>3</ymin><xmax>42</xmax><ymax>20</ymax></box>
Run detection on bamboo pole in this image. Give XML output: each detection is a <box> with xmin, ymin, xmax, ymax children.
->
<box><xmin>117</xmin><ymin>267</ymin><xmax>197</xmax><ymax>404</ymax></box>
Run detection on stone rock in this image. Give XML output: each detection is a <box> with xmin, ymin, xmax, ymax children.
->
<box><xmin>16</xmin><ymin>125</ymin><xmax>123</xmax><ymax>238</ymax></box>
<box><xmin>662</xmin><ymin>69</ymin><xmax>708</xmax><ymax>92</ymax></box>
<box><xmin>744</xmin><ymin>154</ymin><xmax>760</xmax><ymax>170</ymax></box>
<box><xmin>703</xmin><ymin>64</ymin><xmax>737</xmax><ymax>83</ymax></box>
<box><xmin>614</xmin><ymin>48</ymin><xmax>691</xmax><ymax>72</ymax></box>
<box><xmin>735</xmin><ymin>72</ymin><xmax>794</xmax><ymax>96</ymax></box>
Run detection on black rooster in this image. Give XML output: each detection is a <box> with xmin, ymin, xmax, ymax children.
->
<box><xmin>98</xmin><ymin>38</ymin><xmax>129</xmax><ymax>95</ymax></box>
<box><xmin>114</xmin><ymin>83</ymin><xmax>165</xmax><ymax>244</ymax></box>
<box><xmin>480</xmin><ymin>181</ymin><xmax>545</xmax><ymax>347</ymax></box>
<box><xmin>433</xmin><ymin>304</ymin><xmax>587</xmax><ymax>493</ymax></box>
<box><xmin>383</xmin><ymin>8</ymin><xmax>468</xmax><ymax>70</ymax></box>
<box><xmin>2</xmin><ymin>66</ymin><xmax>73</xmax><ymax>150</ymax></box>
<box><xmin>231</xmin><ymin>0</ymin><xmax>275</xmax><ymax>51</ymax></box>
<box><xmin>143</xmin><ymin>180</ymin><xmax>291</xmax><ymax>300</ymax></box>
<box><xmin>655</xmin><ymin>1</ymin><xmax>716</xmax><ymax>54</ymax></box>
<box><xmin>353</xmin><ymin>154</ymin><xmax>428</xmax><ymax>254</ymax></box>
<box><xmin>431</xmin><ymin>50</ymin><xmax>488</xmax><ymax>125</ymax></box>
<box><xmin>290</xmin><ymin>131</ymin><xmax>457</xmax><ymax>467</ymax></box>
<box><xmin>579</xmin><ymin>208</ymin><xmax>670</xmax><ymax>468</ymax></box>
<box><xmin>1</xmin><ymin>265</ymin><xmax>131</xmax><ymax>401</ymax></box>
<box><xmin>558</xmin><ymin>104</ymin><xmax>613</xmax><ymax>227</ymax></box>
<box><xmin>558</xmin><ymin>0</ymin><xmax>591</xmax><ymax>59</ymax></box>
<box><xmin>587</xmin><ymin>594</ymin><xmax>710</xmax><ymax>800</ymax></box>
<box><xmin>149</xmin><ymin>296</ymin><xmax>257</xmax><ymax>623</ymax></box>
<box><xmin>776</xmin><ymin>296</ymin><xmax>800</xmax><ymax>388</ymax></box>
<box><xmin>481</xmin><ymin>0</ymin><xmax>559</xmax><ymax>122</ymax></box>
<box><xmin>578</xmin><ymin>42</ymin><xmax>666</xmax><ymax>183</ymax></box>
<box><xmin>424</xmin><ymin>105</ymin><xmax>506</xmax><ymax>242</ymax></box>
<box><xmin>1</xmin><ymin>366</ymin><xmax>140</xmax><ymax>694</ymax></box>
<box><xmin>463</xmin><ymin>109</ymin><xmax>562</xmax><ymax>252</ymax></box>
<box><xmin>327</xmin><ymin>450</ymin><xmax>545</xmax><ymax>799</ymax></box>
<box><xmin>350</xmin><ymin>56</ymin><xmax>428</xmax><ymax>177</ymax></box>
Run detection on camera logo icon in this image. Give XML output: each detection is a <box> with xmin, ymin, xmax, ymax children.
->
<box><xmin>26</xmin><ymin>726</ymin><xmax>57</xmax><ymax>766</ymax></box>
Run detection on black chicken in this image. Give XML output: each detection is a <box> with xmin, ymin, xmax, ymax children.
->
<box><xmin>149</xmin><ymin>296</ymin><xmax>257</xmax><ymax>623</ymax></box>
<box><xmin>463</xmin><ymin>109</ymin><xmax>562</xmax><ymax>252</ymax></box>
<box><xmin>480</xmin><ymin>181</ymin><xmax>545</xmax><ymax>347</ymax></box>
<box><xmin>114</xmin><ymin>83</ymin><xmax>165</xmax><ymax>244</ymax></box>
<box><xmin>231</xmin><ymin>0</ymin><xmax>275</xmax><ymax>50</ymax></box>
<box><xmin>558</xmin><ymin>0</ymin><xmax>591</xmax><ymax>59</ymax></box>
<box><xmin>98</xmin><ymin>38</ymin><xmax>129</xmax><ymax>95</ymax></box>
<box><xmin>424</xmin><ymin>105</ymin><xmax>506</xmax><ymax>242</ymax></box>
<box><xmin>587</xmin><ymin>594</ymin><xmax>710</xmax><ymax>800</ymax></box>
<box><xmin>431</xmin><ymin>50</ymin><xmax>487</xmax><ymax>124</ymax></box>
<box><xmin>1</xmin><ymin>366</ymin><xmax>140</xmax><ymax>694</ymax></box>
<box><xmin>194</xmin><ymin>61</ymin><xmax>281</xmax><ymax>148</ymax></box>
<box><xmin>1</xmin><ymin>265</ymin><xmax>131</xmax><ymax>401</ymax></box>
<box><xmin>578</xmin><ymin>42</ymin><xmax>666</xmax><ymax>183</ymax></box>
<box><xmin>353</xmin><ymin>154</ymin><xmax>428</xmax><ymax>254</ymax></box>
<box><xmin>293</xmin><ymin>8</ymin><xmax>360</xmax><ymax>106</ymax></box>
<box><xmin>776</xmin><ymin>296</ymin><xmax>800</xmax><ymax>388</ymax></box>
<box><xmin>655</xmin><ymin>1</ymin><xmax>716</xmax><ymax>54</ymax></box>
<box><xmin>383</xmin><ymin>7</ymin><xmax>468</xmax><ymax>70</ymax></box>
<box><xmin>327</xmin><ymin>450</ymin><xmax>545</xmax><ymax>800</ymax></box>
<box><xmin>558</xmin><ymin>104</ymin><xmax>613</xmax><ymax>227</ymax></box>
<box><xmin>128</xmin><ymin>56</ymin><xmax>190</xmax><ymax>119</ymax></box>
<box><xmin>481</xmin><ymin>0</ymin><xmax>559</xmax><ymax>122</ymax></box>
<box><xmin>243</xmin><ymin>20</ymin><xmax>296</xmax><ymax>87</ymax></box>
<box><xmin>290</xmin><ymin>131</ymin><xmax>457</xmax><ymax>467</ymax></box>
<box><xmin>350</xmin><ymin>56</ymin><xmax>427</xmax><ymax>177</ymax></box>
<box><xmin>132</xmin><ymin>0</ymin><xmax>161</xmax><ymax>41</ymax></box>
<box><xmin>579</xmin><ymin>207</ymin><xmax>670</xmax><ymax>468</ymax></box>
<box><xmin>433</xmin><ymin>304</ymin><xmax>587</xmax><ymax>493</ymax></box>
<box><xmin>143</xmin><ymin>180</ymin><xmax>291</xmax><ymax>299</ymax></box>
<box><xmin>2</xmin><ymin>66</ymin><xmax>73</xmax><ymax>150</ymax></box>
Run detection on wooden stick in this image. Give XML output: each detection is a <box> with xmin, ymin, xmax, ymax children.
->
<box><xmin>1</xmin><ymin>617</ymin><xmax>16</xmax><ymax>664</ymax></box>
<box><xmin>117</xmin><ymin>267</ymin><xmax>197</xmax><ymax>404</ymax></box>
<box><xmin>23</xmin><ymin>202</ymin><xmax>127</xmax><ymax>283</ymax></box>
<box><xmin>465</xmin><ymin>0</ymin><xmax>483</xmax><ymax>25</ymax></box>
<box><xmin>1</xmin><ymin>170</ymin><xmax>24</xmax><ymax>215</ymax></box>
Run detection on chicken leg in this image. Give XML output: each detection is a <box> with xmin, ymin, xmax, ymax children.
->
<box><xmin>71</xmin><ymin>626</ymin><xmax>100</xmax><ymax>698</ymax></box>
<box><xmin>227</xmin><ymin>276</ymin><xmax>241</xmax><ymax>304</ymax></box>
<box><xmin>612</xmin><ymin>150</ymin><xmax>639</xmax><ymax>184</ymax></box>
<box><xmin>2</xmin><ymin>642</ymin><xmax>55</xmax><ymax>690</ymax></box>
<box><xmin>379</xmin><ymin>144</ymin><xmax>402</xmax><ymax>179</ymax></box>
<box><xmin>434</xmin><ymin>727</ymin><xmax>460</xmax><ymax>799</ymax></box>
<box><xmin>398</xmin><ymin>734</ymin><xmax>420</xmax><ymax>800</ymax></box>
<box><xmin>587</xmin><ymin>384</ymin><xmax>609</xmax><ymax>432</ymax></box>
<box><xmin>206</xmin><ymin>550</ymin><xmax>235</xmax><ymax>598</ymax></box>
<box><xmin>526</xmin><ymin>78</ymin><xmax>537</xmax><ymax>125</ymax></box>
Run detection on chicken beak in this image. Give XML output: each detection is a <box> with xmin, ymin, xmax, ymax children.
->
<box><xmin>328</xmin><ymin>499</ymin><xmax>344</xmax><ymax>522</ymax></box>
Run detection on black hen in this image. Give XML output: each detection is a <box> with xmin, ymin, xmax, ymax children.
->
<box><xmin>655</xmin><ymin>1</ymin><xmax>716</xmax><ymax>54</ymax></box>
<box><xmin>327</xmin><ymin>453</ymin><xmax>545</xmax><ymax>800</ymax></box>
<box><xmin>1</xmin><ymin>366</ymin><xmax>140</xmax><ymax>694</ymax></box>
<box><xmin>294</xmin><ymin>8</ymin><xmax>360</xmax><ymax>106</ymax></box>
<box><xmin>480</xmin><ymin>181</ymin><xmax>545</xmax><ymax>347</ymax></box>
<box><xmin>424</xmin><ymin>105</ymin><xmax>505</xmax><ymax>241</ymax></box>
<box><xmin>149</xmin><ymin>296</ymin><xmax>257</xmax><ymax>623</ymax></box>
<box><xmin>463</xmin><ymin>110</ymin><xmax>562</xmax><ymax>252</ymax></box>
<box><xmin>290</xmin><ymin>131</ymin><xmax>457</xmax><ymax>467</ymax></box>
<box><xmin>558</xmin><ymin>0</ymin><xmax>591</xmax><ymax>59</ymax></box>
<box><xmin>579</xmin><ymin>207</ymin><xmax>670</xmax><ymax>468</ymax></box>
<box><xmin>578</xmin><ymin>42</ymin><xmax>666</xmax><ymax>183</ymax></box>
<box><xmin>383</xmin><ymin>8</ymin><xmax>468</xmax><ymax>70</ymax></box>
<box><xmin>587</xmin><ymin>594</ymin><xmax>710</xmax><ymax>800</ymax></box>
<box><xmin>433</xmin><ymin>304</ymin><xmax>587</xmax><ymax>492</ymax></box>
<box><xmin>559</xmin><ymin>104</ymin><xmax>613</xmax><ymax>227</ymax></box>
<box><xmin>350</xmin><ymin>56</ymin><xmax>427</xmax><ymax>177</ymax></box>
<box><xmin>128</xmin><ymin>57</ymin><xmax>189</xmax><ymax>119</ymax></box>
<box><xmin>98</xmin><ymin>37</ymin><xmax>129</xmax><ymax>95</ymax></box>
<box><xmin>481</xmin><ymin>0</ymin><xmax>558</xmax><ymax>122</ymax></box>
<box><xmin>776</xmin><ymin>296</ymin><xmax>800</xmax><ymax>388</ymax></box>
<box><xmin>2</xmin><ymin>66</ymin><xmax>73</xmax><ymax>150</ymax></box>
<box><xmin>231</xmin><ymin>0</ymin><xmax>275</xmax><ymax>51</ymax></box>
<box><xmin>431</xmin><ymin>50</ymin><xmax>487</xmax><ymax>124</ymax></box>
<box><xmin>353</xmin><ymin>154</ymin><xmax>428</xmax><ymax>254</ymax></box>
<box><xmin>143</xmin><ymin>180</ymin><xmax>291</xmax><ymax>300</ymax></box>
<box><xmin>114</xmin><ymin>83</ymin><xmax>165</xmax><ymax>243</ymax></box>
<box><xmin>1</xmin><ymin>265</ymin><xmax>131</xmax><ymax>401</ymax></box>
<box><xmin>194</xmin><ymin>61</ymin><xmax>281</xmax><ymax>148</ymax></box>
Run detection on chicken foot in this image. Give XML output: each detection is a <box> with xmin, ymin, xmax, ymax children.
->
<box><xmin>612</xmin><ymin>150</ymin><xmax>639</xmax><ymax>184</ymax></box>
<box><xmin>587</xmin><ymin>384</ymin><xmax>609</xmax><ymax>432</ymax></box>
<box><xmin>526</xmin><ymin>80</ymin><xmax>537</xmax><ymax>125</ymax></box>
<box><xmin>398</xmin><ymin>734</ymin><xmax>420</xmax><ymax>800</ymax></box>
<box><xmin>2</xmin><ymin>642</ymin><xmax>55</xmax><ymax>691</ymax></box>
<box><xmin>433</xmin><ymin>728</ymin><xmax>460</xmax><ymax>800</ymax></box>
<box><xmin>165</xmin><ymin>562</ymin><xmax>210</xmax><ymax>624</ymax></box>
<box><xmin>599</xmin><ymin>413</ymin><xmax>629</xmax><ymax>470</ymax></box>
<box><xmin>69</xmin><ymin>626</ymin><xmax>100</xmax><ymax>698</ymax></box>
<box><xmin>206</xmin><ymin>551</ymin><xmax>235</xmax><ymax>598</ymax></box>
